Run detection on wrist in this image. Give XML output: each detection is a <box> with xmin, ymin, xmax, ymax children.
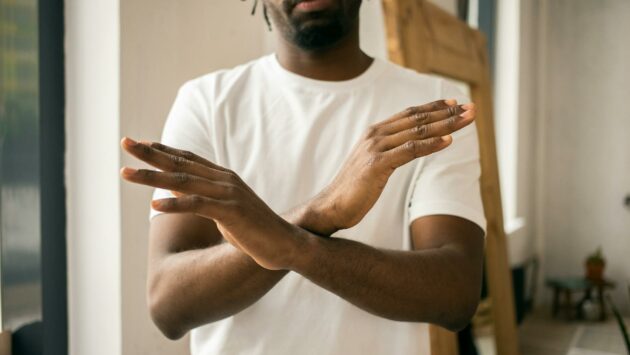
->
<box><xmin>285</xmin><ymin>226</ymin><xmax>320</xmax><ymax>273</ymax></box>
<box><xmin>293</xmin><ymin>196</ymin><xmax>340</xmax><ymax>236</ymax></box>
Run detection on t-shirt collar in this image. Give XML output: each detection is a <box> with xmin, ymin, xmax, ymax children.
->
<box><xmin>264</xmin><ymin>52</ymin><xmax>387</xmax><ymax>92</ymax></box>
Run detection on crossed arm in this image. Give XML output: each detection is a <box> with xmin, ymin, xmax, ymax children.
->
<box><xmin>121</xmin><ymin>100</ymin><xmax>485</xmax><ymax>340</ymax></box>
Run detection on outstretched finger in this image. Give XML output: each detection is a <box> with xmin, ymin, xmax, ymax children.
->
<box><xmin>380</xmin><ymin>99</ymin><xmax>457</xmax><ymax>125</ymax></box>
<box><xmin>381</xmin><ymin>136</ymin><xmax>453</xmax><ymax>169</ymax></box>
<box><xmin>379</xmin><ymin>103</ymin><xmax>469</xmax><ymax>135</ymax></box>
<box><xmin>152</xmin><ymin>195</ymin><xmax>228</xmax><ymax>220</ymax></box>
<box><xmin>371</xmin><ymin>99</ymin><xmax>457</xmax><ymax>134</ymax></box>
<box><xmin>120</xmin><ymin>167</ymin><xmax>234</xmax><ymax>199</ymax></box>
<box><xmin>144</xmin><ymin>141</ymin><xmax>229</xmax><ymax>172</ymax></box>
<box><xmin>121</xmin><ymin>137</ymin><xmax>232</xmax><ymax>182</ymax></box>
<box><xmin>152</xmin><ymin>196</ymin><xmax>242</xmax><ymax>248</ymax></box>
<box><xmin>377</xmin><ymin>107</ymin><xmax>475</xmax><ymax>151</ymax></box>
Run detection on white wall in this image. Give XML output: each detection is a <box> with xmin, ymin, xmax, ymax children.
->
<box><xmin>494</xmin><ymin>0</ymin><xmax>528</xmax><ymax>266</ymax></box>
<box><xmin>494</xmin><ymin>0</ymin><xmax>630</xmax><ymax>314</ymax></box>
<box><xmin>534</xmin><ymin>0</ymin><xmax>630</xmax><ymax>312</ymax></box>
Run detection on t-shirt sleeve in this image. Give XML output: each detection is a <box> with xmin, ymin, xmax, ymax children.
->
<box><xmin>149</xmin><ymin>80</ymin><xmax>214</xmax><ymax>219</ymax></box>
<box><xmin>407</xmin><ymin>79</ymin><xmax>487</xmax><ymax>233</ymax></box>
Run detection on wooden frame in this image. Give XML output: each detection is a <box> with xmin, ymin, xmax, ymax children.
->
<box><xmin>381</xmin><ymin>1</ymin><xmax>519</xmax><ymax>355</ymax></box>
<box><xmin>0</xmin><ymin>330</ymin><xmax>10</xmax><ymax>355</ymax></box>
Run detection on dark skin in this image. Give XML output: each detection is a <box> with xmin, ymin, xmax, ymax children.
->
<box><xmin>269</xmin><ymin>0</ymin><xmax>372</xmax><ymax>80</ymax></box>
<box><xmin>121</xmin><ymin>0</ymin><xmax>484</xmax><ymax>341</ymax></box>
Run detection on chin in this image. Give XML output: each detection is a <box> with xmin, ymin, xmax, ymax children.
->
<box><xmin>292</xmin><ymin>25</ymin><xmax>345</xmax><ymax>50</ymax></box>
<box><xmin>289</xmin><ymin>12</ymin><xmax>348</xmax><ymax>49</ymax></box>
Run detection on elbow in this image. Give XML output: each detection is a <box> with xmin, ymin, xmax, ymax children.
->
<box><xmin>439</xmin><ymin>253</ymin><xmax>484</xmax><ymax>332</ymax></box>
<box><xmin>157</xmin><ymin>323</ymin><xmax>186</xmax><ymax>341</ymax></box>
<box><xmin>440</xmin><ymin>294</ymin><xmax>480</xmax><ymax>333</ymax></box>
<box><xmin>148</xmin><ymin>282</ymin><xmax>187</xmax><ymax>340</ymax></box>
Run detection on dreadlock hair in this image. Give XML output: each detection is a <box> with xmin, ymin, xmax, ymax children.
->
<box><xmin>242</xmin><ymin>0</ymin><xmax>272</xmax><ymax>31</ymax></box>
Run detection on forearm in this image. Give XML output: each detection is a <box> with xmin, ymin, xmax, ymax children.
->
<box><xmin>149</xmin><ymin>242</ymin><xmax>286</xmax><ymax>339</ymax></box>
<box><xmin>289</xmin><ymin>233</ymin><xmax>482</xmax><ymax>331</ymax></box>
<box><xmin>149</xmin><ymin>209</ymin><xmax>315</xmax><ymax>339</ymax></box>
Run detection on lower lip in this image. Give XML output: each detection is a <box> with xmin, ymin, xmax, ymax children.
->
<box><xmin>295</xmin><ymin>0</ymin><xmax>333</xmax><ymax>12</ymax></box>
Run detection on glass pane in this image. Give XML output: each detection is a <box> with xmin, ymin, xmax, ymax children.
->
<box><xmin>0</xmin><ymin>0</ymin><xmax>42</xmax><ymax>330</ymax></box>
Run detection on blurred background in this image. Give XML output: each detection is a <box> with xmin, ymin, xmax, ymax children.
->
<box><xmin>0</xmin><ymin>0</ymin><xmax>628</xmax><ymax>354</ymax></box>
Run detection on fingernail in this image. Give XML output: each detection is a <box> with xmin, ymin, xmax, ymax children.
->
<box><xmin>441</xmin><ymin>135</ymin><xmax>452</xmax><ymax>142</ymax></box>
<box><xmin>459</xmin><ymin>110</ymin><xmax>475</xmax><ymax>119</ymax></box>
<box><xmin>122</xmin><ymin>137</ymin><xmax>137</xmax><ymax>146</ymax></box>
<box><xmin>461</xmin><ymin>103</ymin><xmax>475</xmax><ymax>110</ymax></box>
<box><xmin>120</xmin><ymin>167</ymin><xmax>137</xmax><ymax>176</ymax></box>
<box><xmin>459</xmin><ymin>110</ymin><xmax>473</xmax><ymax>118</ymax></box>
<box><xmin>445</xmin><ymin>99</ymin><xmax>458</xmax><ymax>106</ymax></box>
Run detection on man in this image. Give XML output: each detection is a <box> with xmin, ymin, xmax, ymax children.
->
<box><xmin>120</xmin><ymin>0</ymin><xmax>486</xmax><ymax>354</ymax></box>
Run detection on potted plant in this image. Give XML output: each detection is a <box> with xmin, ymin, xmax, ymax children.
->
<box><xmin>585</xmin><ymin>247</ymin><xmax>606</xmax><ymax>281</ymax></box>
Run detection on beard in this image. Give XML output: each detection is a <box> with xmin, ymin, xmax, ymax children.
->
<box><xmin>281</xmin><ymin>0</ymin><xmax>360</xmax><ymax>50</ymax></box>
<box><xmin>290</xmin><ymin>12</ymin><xmax>347</xmax><ymax>50</ymax></box>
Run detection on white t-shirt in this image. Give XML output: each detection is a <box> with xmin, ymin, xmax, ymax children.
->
<box><xmin>150</xmin><ymin>54</ymin><xmax>486</xmax><ymax>355</ymax></box>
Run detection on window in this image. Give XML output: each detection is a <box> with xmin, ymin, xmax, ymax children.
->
<box><xmin>469</xmin><ymin>0</ymin><xmax>525</xmax><ymax>235</ymax></box>
<box><xmin>0</xmin><ymin>0</ymin><xmax>66</xmax><ymax>352</ymax></box>
<box><xmin>493</xmin><ymin>0</ymin><xmax>525</xmax><ymax>234</ymax></box>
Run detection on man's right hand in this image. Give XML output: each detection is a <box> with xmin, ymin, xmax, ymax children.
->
<box><xmin>298</xmin><ymin>99</ymin><xmax>476</xmax><ymax>236</ymax></box>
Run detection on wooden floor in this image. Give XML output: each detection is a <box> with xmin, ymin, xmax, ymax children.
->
<box><xmin>475</xmin><ymin>309</ymin><xmax>628</xmax><ymax>355</ymax></box>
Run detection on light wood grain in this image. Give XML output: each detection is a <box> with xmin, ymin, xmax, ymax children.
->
<box><xmin>0</xmin><ymin>330</ymin><xmax>11</xmax><ymax>355</ymax></box>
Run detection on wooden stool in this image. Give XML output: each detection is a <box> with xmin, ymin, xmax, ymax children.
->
<box><xmin>546</xmin><ymin>277</ymin><xmax>616</xmax><ymax>321</ymax></box>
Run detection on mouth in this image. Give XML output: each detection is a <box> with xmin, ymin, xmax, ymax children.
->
<box><xmin>292</xmin><ymin>0</ymin><xmax>334</xmax><ymax>13</ymax></box>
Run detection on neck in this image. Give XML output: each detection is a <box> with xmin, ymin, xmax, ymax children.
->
<box><xmin>275</xmin><ymin>25</ymin><xmax>373</xmax><ymax>81</ymax></box>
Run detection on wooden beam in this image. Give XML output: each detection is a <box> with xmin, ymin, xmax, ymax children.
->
<box><xmin>429</xmin><ymin>325</ymin><xmax>459</xmax><ymax>355</ymax></box>
<box><xmin>0</xmin><ymin>330</ymin><xmax>11</xmax><ymax>355</ymax></box>
<box><xmin>382</xmin><ymin>1</ymin><xmax>520</xmax><ymax>354</ymax></box>
<box><xmin>469</xmin><ymin>30</ymin><xmax>520</xmax><ymax>355</ymax></box>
